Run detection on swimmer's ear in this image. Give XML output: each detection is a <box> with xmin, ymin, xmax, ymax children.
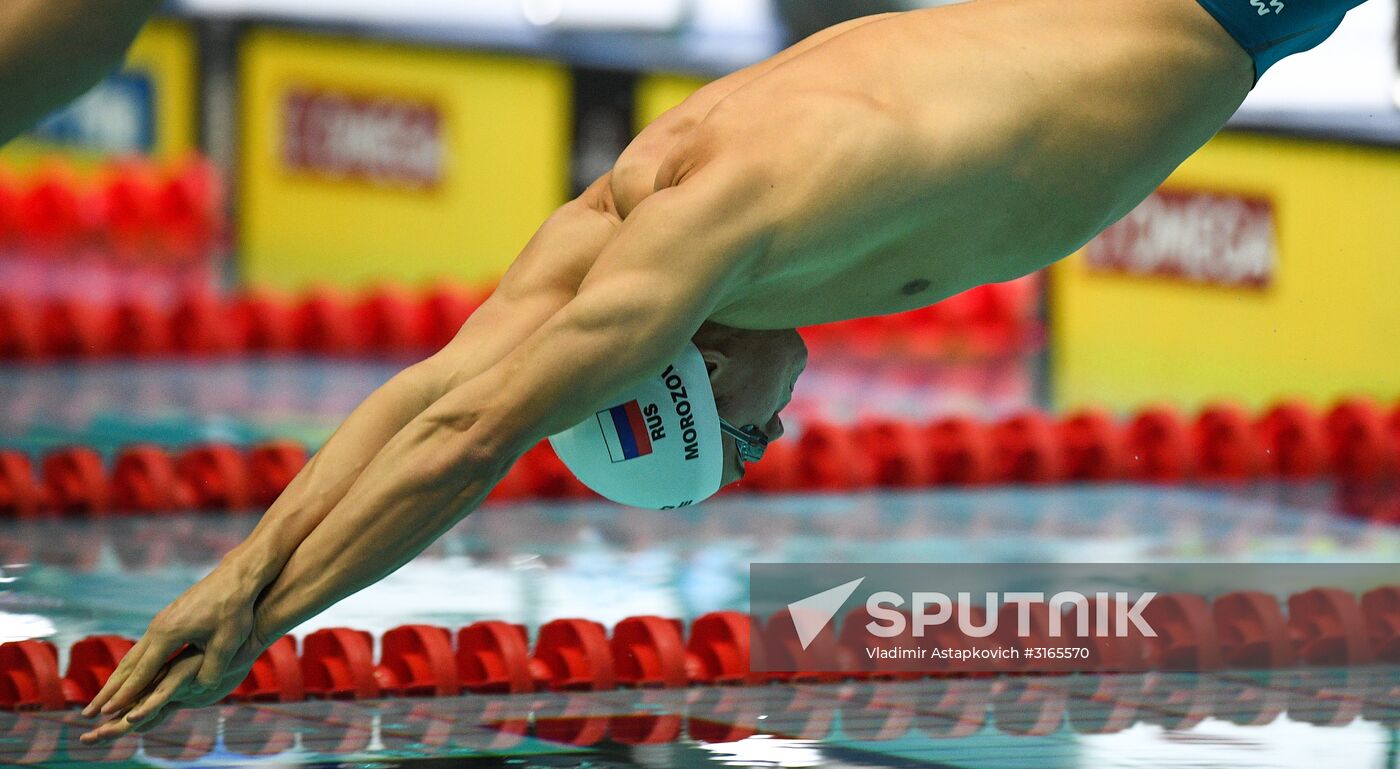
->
<box><xmin>699</xmin><ymin>348</ymin><xmax>730</xmax><ymax>381</ymax></box>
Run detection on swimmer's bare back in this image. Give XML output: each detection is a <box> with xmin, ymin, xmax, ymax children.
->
<box><xmin>622</xmin><ymin>0</ymin><xmax>1254</xmax><ymax>329</ymax></box>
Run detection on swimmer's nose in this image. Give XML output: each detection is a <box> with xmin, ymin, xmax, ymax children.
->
<box><xmin>767</xmin><ymin>415</ymin><xmax>785</xmax><ymax>441</ymax></box>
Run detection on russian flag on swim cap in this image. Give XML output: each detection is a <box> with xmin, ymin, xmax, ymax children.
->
<box><xmin>550</xmin><ymin>342</ymin><xmax>723</xmax><ymax>509</ymax></box>
<box><xmin>597</xmin><ymin>401</ymin><xmax>653</xmax><ymax>462</ymax></box>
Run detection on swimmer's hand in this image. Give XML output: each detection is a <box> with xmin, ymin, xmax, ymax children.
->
<box><xmin>78</xmin><ymin>638</ymin><xmax>266</xmax><ymax>744</ymax></box>
<box><xmin>80</xmin><ymin>561</ymin><xmax>268</xmax><ymax>724</ymax></box>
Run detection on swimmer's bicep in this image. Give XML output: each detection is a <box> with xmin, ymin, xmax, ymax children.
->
<box><xmin>471</xmin><ymin>173</ymin><xmax>759</xmax><ymax>445</ymax></box>
<box><xmin>485</xmin><ymin>268</ymin><xmax>718</xmax><ymax>443</ymax></box>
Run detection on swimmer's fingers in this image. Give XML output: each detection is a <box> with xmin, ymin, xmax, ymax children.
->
<box><xmin>83</xmin><ymin>635</ymin><xmax>154</xmax><ymax>716</ymax></box>
<box><xmin>93</xmin><ymin>634</ymin><xmax>184</xmax><ymax>717</ymax></box>
<box><xmin>78</xmin><ymin>710</ymin><xmax>140</xmax><ymax>745</ymax></box>
<box><xmin>80</xmin><ymin>652</ymin><xmax>198</xmax><ymax>744</ymax></box>
<box><xmin>123</xmin><ymin>653</ymin><xmax>199</xmax><ymax>726</ymax></box>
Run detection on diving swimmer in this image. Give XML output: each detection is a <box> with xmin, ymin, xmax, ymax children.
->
<box><xmin>0</xmin><ymin>0</ymin><xmax>1365</xmax><ymax>743</ymax></box>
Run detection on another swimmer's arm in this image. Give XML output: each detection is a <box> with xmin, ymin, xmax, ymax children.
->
<box><xmin>250</xmin><ymin>168</ymin><xmax>762</xmax><ymax>641</ymax></box>
<box><xmin>0</xmin><ymin>0</ymin><xmax>162</xmax><ymax>146</ymax></box>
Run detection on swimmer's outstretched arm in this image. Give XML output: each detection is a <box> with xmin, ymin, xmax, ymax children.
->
<box><xmin>0</xmin><ymin>0</ymin><xmax>162</xmax><ymax>145</ymax></box>
<box><xmin>81</xmin><ymin>174</ymin><xmax>622</xmax><ymax>725</ymax></box>
<box><xmin>81</xmin><ymin>160</ymin><xmax>764</xmax><ymax>741</ymax></box>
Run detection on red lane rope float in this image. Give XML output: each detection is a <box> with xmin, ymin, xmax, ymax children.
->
<box><xmin>110</xmin><ymin>444</ymin><xmax>188</xmax><ymax>512</ymax></box>
<box><xmin>0</xmin><ymin>283</ymin><xmax>493</xmax><ymax>361</ymax></box>
<box><xmin>0</xmin><ymin>157</ymin><xmax>223</xmax><ymax>258</ymax></box>
<box><xmin>42</xmin><ymin>447</ymin><xmax>108</xmax><ymax>515</ymax></box>
<box><xmin>1</xmin><ymin>398</ymin><xmax>1398</xmax><ymax>518</ymax></box>
<box><xmin>2</xmin><ymin>585</ymin><xmax>1397</xmax><ymax>712</ymax></box>
<box><xmin>0</xmin><ymin>451</ymin><xmax>43</xmax><ymax>518</ymax></box>
<box><xmin>176</xmin><ymin>444</ymin><xmax>252</xmax><ymax>510</ymax></box>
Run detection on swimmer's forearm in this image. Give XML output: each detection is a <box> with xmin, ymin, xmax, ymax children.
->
<box><xmin>250</xmin><ymin>390</ymin><xmax>518</xmax><ymax>640</ymax></box>
<box><xmin>221</xmin><ymin>303</ymin><xmax>552</xmax><ymax>587</ymax></box>
<box><xmin>223</xmin><ymin>183</ymin><xmax>618</xmax><ymax>588</ymax></box>
<box><xmin>0</xmin><ymin>0</ymin><xmax>161</xmax><ymax>145</ymax></box>
<box><xmin>220</xmin><ymin>362</ymin><xmax>450</xmax><ymax>588</ymax></box>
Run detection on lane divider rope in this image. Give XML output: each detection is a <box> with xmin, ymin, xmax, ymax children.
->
<box><xmin>2</xmin><ymin>397</ymin><xmax>1397</xmax><ymax>518</ymax></box>
<box><xmin>2</xmin><ymin>584</ymin><xmax>1397</xmax><ymax>713</ymax></box>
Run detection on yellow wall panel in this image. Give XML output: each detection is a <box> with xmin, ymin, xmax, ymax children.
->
<box><xmin>239</xmin><ymin>29</ymin><xmax>571</xmax><ymax>290</ymax></box>
<box><xmin>1052</xmin><ymin>132</ymin><xmax>1400</xmax><ymax>412</ymax></box>
<box><xmin>124</xmin><ymin>21</ymin><xmax>199</xmax><ymax>159</ymax></box>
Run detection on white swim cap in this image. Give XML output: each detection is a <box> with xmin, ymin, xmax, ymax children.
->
<box><xmin>549</xmin><ymin>343</ymin><xmax>724</xmax><ymax>509</ymax></box>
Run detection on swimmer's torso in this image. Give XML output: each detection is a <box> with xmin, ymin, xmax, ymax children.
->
<box><xmin>692</xmin><ymin>0</ymin><xmax>1252</xmax><ymax>328</ymax></box>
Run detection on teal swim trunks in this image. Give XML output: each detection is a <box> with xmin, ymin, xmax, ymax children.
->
<box><xmin>1194</xmin><ymin>0</ymin><xmax>1368</xmax><ymax>80</ymax></box>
